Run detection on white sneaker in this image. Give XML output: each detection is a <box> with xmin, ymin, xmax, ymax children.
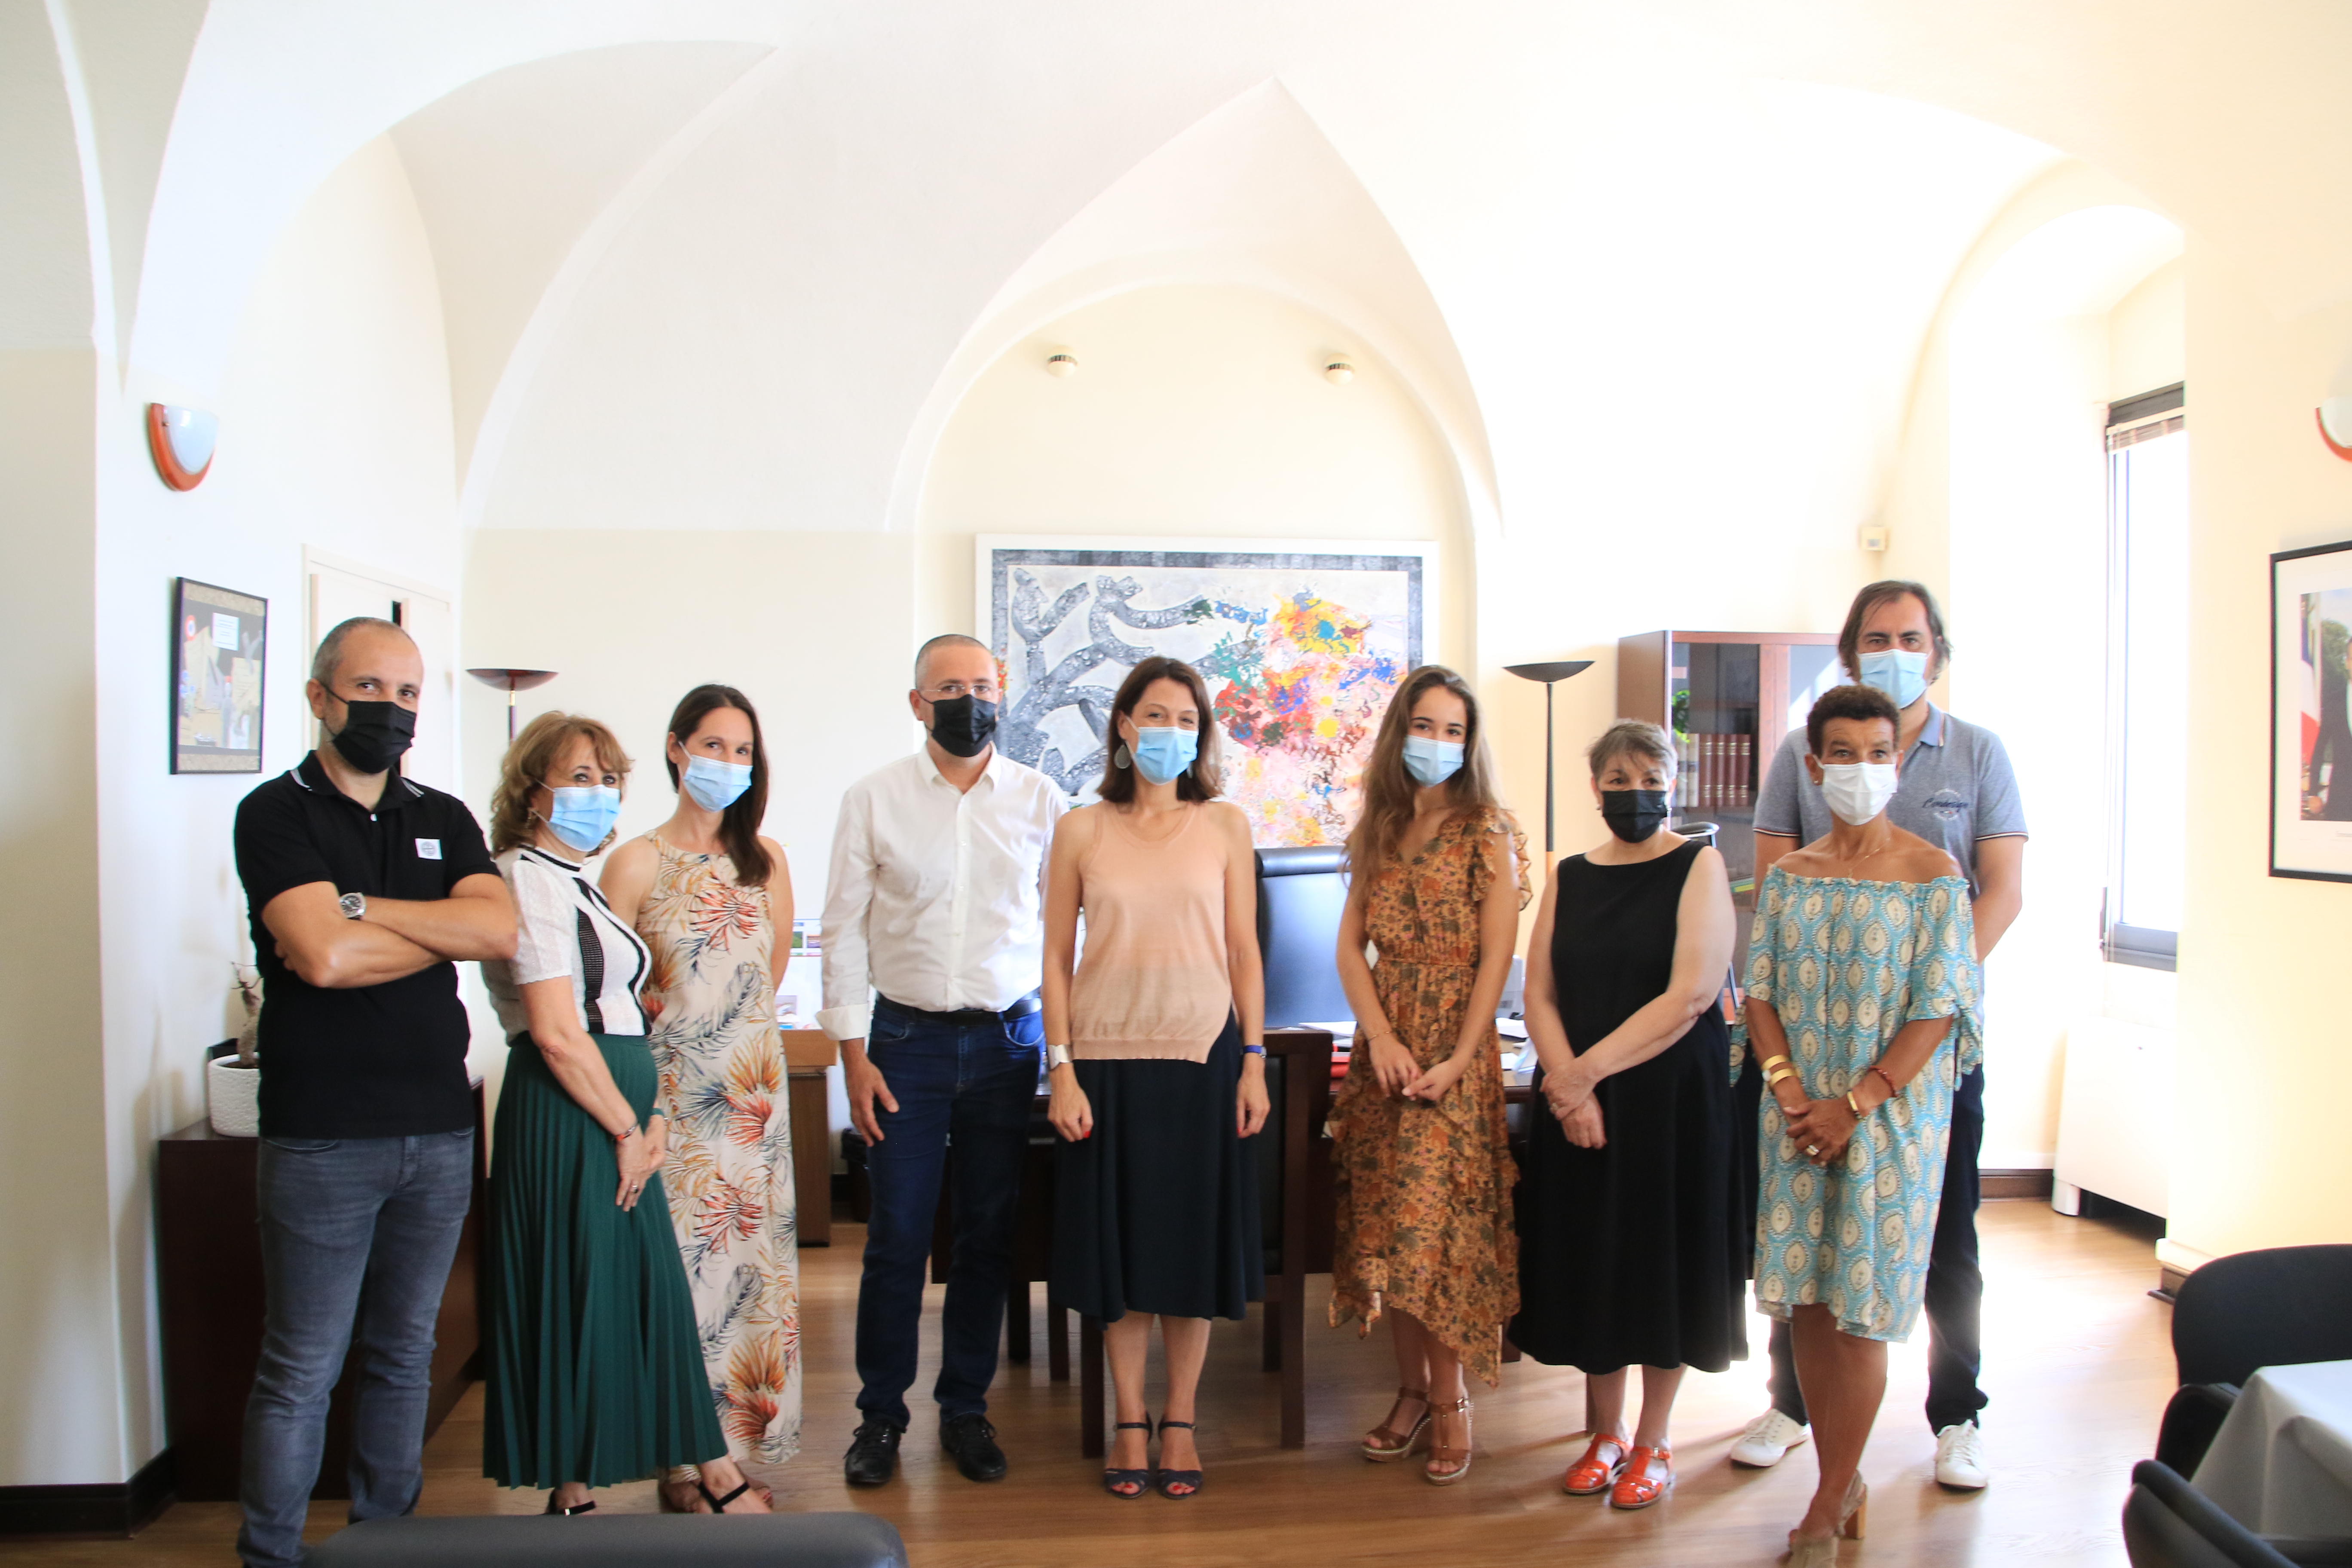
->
<box><xmin>1729</xmin><ymin>1408</ymin><xmax>1810</xmax><ymax>1468</ymax></box>
<box><xmin>1934</xmin><ymin>1421</ymin><xmax>1989</xmax><ymax>1489</ymax></box>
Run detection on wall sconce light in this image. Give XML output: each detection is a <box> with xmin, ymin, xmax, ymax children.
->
<box><xmin>1044</xmin><ymin>351</ymin><xmax>1079</xmax><ymax>378</ymax></box>
<box><xmin>2319</xmin><ymin>398</ymin><xmax>2352</xmax><ymax>462</ymax></box>
<box><xmin>1323</xmin><ymin>356</ymin><xmax>1355</xmax><ymax>385</ymax></box>
<box><xmin>1859</xmin><ymin>522</ymin><xmax>1890</xmax><ymax>551</ymax></box>
<box><xmin>147</xmin><ymin>403</ymin><xmax>217</xmax><ymax>490</ymax></box>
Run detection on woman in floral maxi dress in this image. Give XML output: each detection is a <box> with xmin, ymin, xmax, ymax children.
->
<box><xmin>1329</xmin><ymin>666</ymin><xmax>1528</xmax><ymax>1486</ymax></box>
<box><xmin>601</xmin><ymin>686</ymin><xmax>802</xmax><ymax>1509</ymax></box>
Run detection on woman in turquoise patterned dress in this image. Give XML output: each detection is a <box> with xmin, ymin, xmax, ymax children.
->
<box><xmin>1736</xmin><ymin>685</ymin><xmax>1980</xmax><ymax>1566</ymax></box>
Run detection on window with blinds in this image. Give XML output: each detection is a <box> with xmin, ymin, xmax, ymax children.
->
<box><xmin>2103</xmin><ymin>382</ymin><xmax>2185</xmax><ymax>970</ymax></box>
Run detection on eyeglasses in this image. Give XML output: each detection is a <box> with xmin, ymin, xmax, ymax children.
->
<box><xmin>923</xmin><ymin>682</ymin><xmax>1000</xmax><ymax>701</ymax></box>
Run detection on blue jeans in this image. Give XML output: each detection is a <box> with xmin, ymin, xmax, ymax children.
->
<box><xmin>238</xmin><ymin>1132</ymin><xmax>473</xmax><ymax>1568</ymax></box>
<box><xmin>853</xmin><ymin>999</ymin><xmax>1041</xmax><ymax>1428</ymax></box>
<box><xmin>1766</xmin><ymin>1067</ymin><xmax>1987</xmax><ymax>1433</ymax></box>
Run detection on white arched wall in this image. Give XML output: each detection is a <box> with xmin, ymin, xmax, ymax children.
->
<box><xmin>915</xmin><ymin>282</ymin><xmax>1474</xmax><ymax>671</ymax></box>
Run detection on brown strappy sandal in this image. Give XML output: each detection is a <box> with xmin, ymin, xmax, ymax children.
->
<box><xmin>1362</xmin><ymin>1387</ymin><xmax>1433</xmax><ymax>1462</ymax></box>
<box><xmin>1423</xmin><ymin>1396</ymin><xmax>1474</xmax><ymax>1486</ymax></box>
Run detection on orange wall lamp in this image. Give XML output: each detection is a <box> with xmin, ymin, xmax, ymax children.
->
<box><xmin>2321</xmin><ymin>398</ymin><xmax>2352</xmax><ymax>463</ymax></box>
<box><xmin>147</xmin><ymin>403</ymin><xmax>217</xmax><ymax>490</ymax></box>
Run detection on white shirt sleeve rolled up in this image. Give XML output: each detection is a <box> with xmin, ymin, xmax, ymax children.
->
<box><xmin>816</xmin><ymin>750</ymin><xmax>1067</xmax><ymax>1043</ymax></box>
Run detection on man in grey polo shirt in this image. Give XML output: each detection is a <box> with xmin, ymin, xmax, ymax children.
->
<box><xmin>1730</xmin><ymin>579</ymin><xmax>2025</xmax><ymax>1492</ymax></box>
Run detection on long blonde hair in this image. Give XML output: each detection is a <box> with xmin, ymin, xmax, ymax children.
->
<box><xmin>1344</xmin><ymin>665</ymin><xmax>1510</xmax><ymax>876</ymax></box>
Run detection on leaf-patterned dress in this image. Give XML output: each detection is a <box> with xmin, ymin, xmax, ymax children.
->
<box><xmin>634</xmin><ymin>835</ymin><xmax>802</xmax><ymax>1469</ymax></box>
<box><xmin>1328</xmin><ymin>808</ymin><xmax>1527</xmax><ymax>1387</ymax></box>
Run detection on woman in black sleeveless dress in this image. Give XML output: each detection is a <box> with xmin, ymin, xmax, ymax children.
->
<box><xmin>1511</xmin><ymin>721</ymin><xmax>1743</xmax><ymax>1512</ymax></box>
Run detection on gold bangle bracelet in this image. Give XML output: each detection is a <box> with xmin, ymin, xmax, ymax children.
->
<box><xmin>1845</xmin><ymin>1090</ymin><xmax>1865</xmax><ymax>1117</ymax></box>
<box><xmin>1760</xmin><ymin>1054</ymin><xmax>1792</xmax><ymax>1072</ymax></box>
<box><xmin>1765</xmin><ymin>1066</ymin><xmax>1798</xmax><ymax>1087</ymax></box>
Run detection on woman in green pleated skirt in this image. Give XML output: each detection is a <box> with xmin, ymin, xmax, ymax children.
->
<box><xmin>477</xmin><ymin>714</ymin><xmax>770</xmax><ymax>1515</ymax></box>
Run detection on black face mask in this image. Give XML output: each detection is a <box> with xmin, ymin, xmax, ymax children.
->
<box><xmin>327</xmin><ymin>698</ymin><xmax>416</xmax><ymax>775</ymax></box>
<box><xmin>927</xmin><ymin>694</ymin><xmax>998</xmax><ymax>759</ymax></box>
<box><xmin>1599</xmin><ymin>787</ymin><xmax>1670</xmax><ymax>843</ymax></box>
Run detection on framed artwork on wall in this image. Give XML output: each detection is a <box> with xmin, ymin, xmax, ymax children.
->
<box><xmin>2272</xmin><ymin>539</ymin><xmax>2352</xmax><ymax>879</ymax></box>
<box><xmin>172</xmin><ymin>577</ymin><xmax>266</xmax><ymax>774</ymax></box>
<box><xmin>977</xmin><ymin>536</ymin><xmax>1436</xmax><ymax>846</ymax></box>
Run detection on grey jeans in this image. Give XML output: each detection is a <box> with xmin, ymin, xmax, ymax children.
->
<box><xmin>236</xmin><ymin>1131</ymin><xmax>472</xmax><ymax>1568</ymax></box>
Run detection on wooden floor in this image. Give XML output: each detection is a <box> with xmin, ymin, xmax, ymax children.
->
<box><xmin>10</xmin><ymin>1200</ymin><xmax>2171</xmax><ymax>1567</ymax></box>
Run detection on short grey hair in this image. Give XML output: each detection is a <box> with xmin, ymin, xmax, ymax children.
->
<box><xmin>1587</xmin><ymin>719</ymin><xmax>1677</xmax><ymax>780</ymax></box>
<box><xmin>913</xmin><ymin>632</ymin><xmax>990</xmax><ymax>689</ymax></box>
<box><xmin>310</xmin><ymin>616</ymin><xmax>409</xmax><ymax>688</ymax></box>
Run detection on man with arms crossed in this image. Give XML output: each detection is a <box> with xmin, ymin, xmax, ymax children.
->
<box><xmin>1730</xmin><ymin>580</ymin><xmax>2025</xmax><ymax>1491</ymax></box>
<box><xmin>232</xmin><ymin>618</ymin><xmax>514</xmax><ymax>1567</ymax></box>
<box><xmin>823</xmin><ymin>634</ymin><xmax>1067</xmax><ymax>1486</ymax></box>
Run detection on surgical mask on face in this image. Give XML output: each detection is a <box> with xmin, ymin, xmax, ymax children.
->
<box><xmin>681</xmin><ymin>754</ymin><xmax>753</xmax><ymax>812</ymax></box>
<box><xmin>927</xmin><ymin>693</ymin><xmax>998</xmax><ymax>759</ymax></box>
<box><xmin>544</xmin><ymin>785</ymin><xmax>622</xmax><ymax>854</ymax></box>
<box><xmin>1819</xmin><ymin>762</ymin><xmax>1899</xmax><ymax>827</ymax></box>
<box><xmin>1401</xmin><ymin>735</ymin><xmax>1464</xmax><ymax>788</ymax></box>
<box><xmin>1857</xmin><ymin>647</ymin><xmax>1930</xmax><ymax>709</ymax></box>
<box><xmin>1128</xmin><ymin>725</ymin><xmax>1199</xmax><ymax>786</ymax></box>
<box><xmin>326</xmin><ymin>698</ymin><xmax>416</xmax><ymax>775</ymax></box>
<box><xmin>1599</xmin><ymin>787</ymin><xmax>1671</xmax><ymax>843</ymax></box>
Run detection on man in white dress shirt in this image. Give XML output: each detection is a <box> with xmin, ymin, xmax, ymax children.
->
<box><xmin>821</xmin><ymin>634</ymin><xmax>1067</xmax><ymax>1487</ymax></box>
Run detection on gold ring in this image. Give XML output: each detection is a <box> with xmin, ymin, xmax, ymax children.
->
<box><xmin>1805</xmin><ymin>1145</ymin><xmax>1819</xmax><ymax>1156</ymax></box>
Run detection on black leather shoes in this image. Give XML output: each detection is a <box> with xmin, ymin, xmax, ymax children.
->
<box><xmin>844</xmin><ymin>1420</ymin><xmax>905</xmax><ymax>1487</ymax></box>
<box><xmin>940</xmin><ymin>1412</ymin><xmax>1008</xmax><ymax>1482</ymax></box>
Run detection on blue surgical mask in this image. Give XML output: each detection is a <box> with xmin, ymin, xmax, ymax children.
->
<box><xmin>1129</xmin><ymin>726</ymin><xmax>1199</xmax><ymax>786</ymax></box>
<box><xmin>1401</xmin><ymin>735</ymin><xmax>1464</xmax><ymax>788</ymax></box>
<box><xmin>1857</xmin><ymin>647</ymin><xmax>1929</xmax><ymax>709</ymax></box>
<box><xmin>681</xmin><ymin>754</ymin><xmax>753</xmax><ymax>812</ymax></box>
<box><xmin>545</xmin><ymin>785</ymin><xmax>621</xmax><ymax>854</ymax></box>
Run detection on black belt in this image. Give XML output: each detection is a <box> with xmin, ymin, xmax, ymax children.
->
<box><xmin>875</xmin><ymin>992</ymin><xmax>1041</xmax><ymax>1027</ymax></box>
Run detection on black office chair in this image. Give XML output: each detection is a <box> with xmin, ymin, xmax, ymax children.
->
<box><xmin>1254</xmin><ymin>845</ymin><xmax>1351</xmax><ymax>1025</ymax></box>
<box><xmin>2157</xmin><ymin>1246</ymin><xmax>2352</xmax><ymax>1475</ymax></box>
<box><xmin>2123</xmin><ymin>1460</ymin><xmax>2352</xmax><ymax>1568</ymax></box>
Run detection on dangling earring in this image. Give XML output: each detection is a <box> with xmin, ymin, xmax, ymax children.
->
<box><xmin>1113</xmin><ymin>742</ymin><xmax>1132</xmax><ymax>769</ymax></box>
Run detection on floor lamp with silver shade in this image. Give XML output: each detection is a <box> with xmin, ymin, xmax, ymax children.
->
<box><xmin>466</xmin><ymin>668</ymin><xmax>558</xmax><ymax>744</ymax></box>
<box><xmin>1503</xmin><ymin>659</ymin><xmax>1593</xmax><ymax>855</ymax></box>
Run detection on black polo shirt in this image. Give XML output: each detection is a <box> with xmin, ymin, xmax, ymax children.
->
<box><xmin>233</xmin><ymin>752</ymin><xmax>499</xmax><ymax>1138</ymax></box>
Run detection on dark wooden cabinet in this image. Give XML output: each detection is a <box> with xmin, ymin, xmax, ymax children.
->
<box><xmin>155</xmin><ymin>1088</ymin><xmax>486</xmax><ymax>1502</ymax></box>
<box><xmin>1620</xmin><ymin>629</ymin><xmax>1840</xmax><ymax>969</ymax></box>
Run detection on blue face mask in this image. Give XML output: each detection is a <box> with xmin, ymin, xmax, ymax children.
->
<box><xmin>1857</xmin><ymin>647</ymin><xmax>1929</xmax><ymax>709</ymax></box>
<box><xmin>1128</xmin><ymin>726</ymin><xmax>1199</xmax><ymax>786</ymax></box>
<box><xmin>681</xmin><ymin>754</ymin><xmax>753</xmax><ymax>812</ymax></box>
<box><xmin>1401</xmin><ymin>735</ymin><xmax>1464</xmax><ymax>788</ymax></box>
<box><xmin>545</xmin><ymin>785</ymin><xmax>621</xmax><ymax>854</ymax></box>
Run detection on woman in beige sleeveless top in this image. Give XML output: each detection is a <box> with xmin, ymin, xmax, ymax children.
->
<box><xmin>1042</xmin><ymin>656</ymin><xmax>1268</xmax><ymax>1501</ymax></box>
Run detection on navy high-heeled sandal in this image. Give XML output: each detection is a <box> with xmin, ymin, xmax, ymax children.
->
<box><xmin>1103</xmin><ymin>1416</ymin><xmax>1154</xmax><ymax>1499</ymax></box>
<box><xmin>1156</xmin><ymin>1419</ymin><xmax>1202</xmax><ymax>1499</ymax></box>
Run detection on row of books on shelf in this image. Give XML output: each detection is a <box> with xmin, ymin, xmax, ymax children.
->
<box><xmin>1677</xmin><ymin>731</ymin><xmax>1753</xmax><ymax>810</ymax></box>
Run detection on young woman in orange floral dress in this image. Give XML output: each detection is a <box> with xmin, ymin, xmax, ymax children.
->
<box><xmin>1329</xmin><ymin>665</ymin><xmax>1528</xmax><ymax>1485</ymax></box>
<box><xmin>602</xmin><ymin>684</ymin><xmax>802</xmax><ymax>1511</ymax></box>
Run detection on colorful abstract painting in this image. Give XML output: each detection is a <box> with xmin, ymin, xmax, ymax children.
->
<box><xmin>2272</xmin><ymin>539</ymin><xmax>2352</xmax><ymax>880</ymax></box>
<box><xmin>980</xmin><ymin>539</ymin><xmax>1432</xmax><ymax>846</ymax></box>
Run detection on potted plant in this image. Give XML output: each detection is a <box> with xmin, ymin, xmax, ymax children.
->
<box><xmin>207</xmin><ymin>962</ymin><xmax>262</xmax><ymax>1136</ymax></box>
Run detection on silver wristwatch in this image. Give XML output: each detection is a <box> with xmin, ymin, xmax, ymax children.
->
<box><xmin>1044</xmin><ymin>1043</ymin><xmax>1075</xmax><ymax>1072</ymax></box>
<box><xmin>339</xmin><ymin>891</ymin><xmax>367</xmax><ymax>921</ymax></box>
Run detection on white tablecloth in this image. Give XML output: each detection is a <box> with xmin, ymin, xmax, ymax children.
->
<box><xmin>2193</xmin><ymin>1359</ymin><xmax>2352</xmax><ymax>1537</ymax></box>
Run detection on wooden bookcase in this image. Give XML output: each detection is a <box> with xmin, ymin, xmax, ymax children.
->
<box><xmin>1619</xmin><ymin>629</ymin><xmax>1841</xmax><ymax>968</ymax></box>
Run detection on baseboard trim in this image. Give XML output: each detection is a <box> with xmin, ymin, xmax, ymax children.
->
<box><xmin>1980</xmin><ymin>1168</ymin><xmax>2055</xmax><ymax>1201</ymax></box>
<box><xmin>0</xmin><ymin>1449</ymin><xmax>174</xmax><ymax>1537</ymax></box>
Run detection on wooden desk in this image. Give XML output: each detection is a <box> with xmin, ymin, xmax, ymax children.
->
<box><xmin>782</xmin><ymin>1029</ymin><xmax>836</xmax><ymax>1247</ymax></box>
<box><xmin>155</xmin><ymin>1086</ymin><xmax>486</xmax><ymax>1501</ymax></box>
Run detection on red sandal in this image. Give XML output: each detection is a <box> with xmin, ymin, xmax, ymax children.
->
<box><xmin>1561</xmin><ymin>1433</ymin><xmax>1629</xmax><ymax>1495</ymax></box>
<box><xmin>1609</xmin><ymin>1444</ymin><xmax>1673</xmax><ymax>1509</ymax></box>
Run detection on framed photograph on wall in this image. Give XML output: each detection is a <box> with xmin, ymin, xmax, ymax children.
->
<box><xmin>2272</xmin><ymin>539</ymin><xmax>2352</xmax><ymax>879</ymax></box>
<box><xmin>172</xmin><ymin>577</ymin><xmax>267</xmax><ymax>773</ymax></box>
<box><xmin>977</xmin><ymin>536</ymin><xmax>1436</xmax><ymax>846</ymax></box>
